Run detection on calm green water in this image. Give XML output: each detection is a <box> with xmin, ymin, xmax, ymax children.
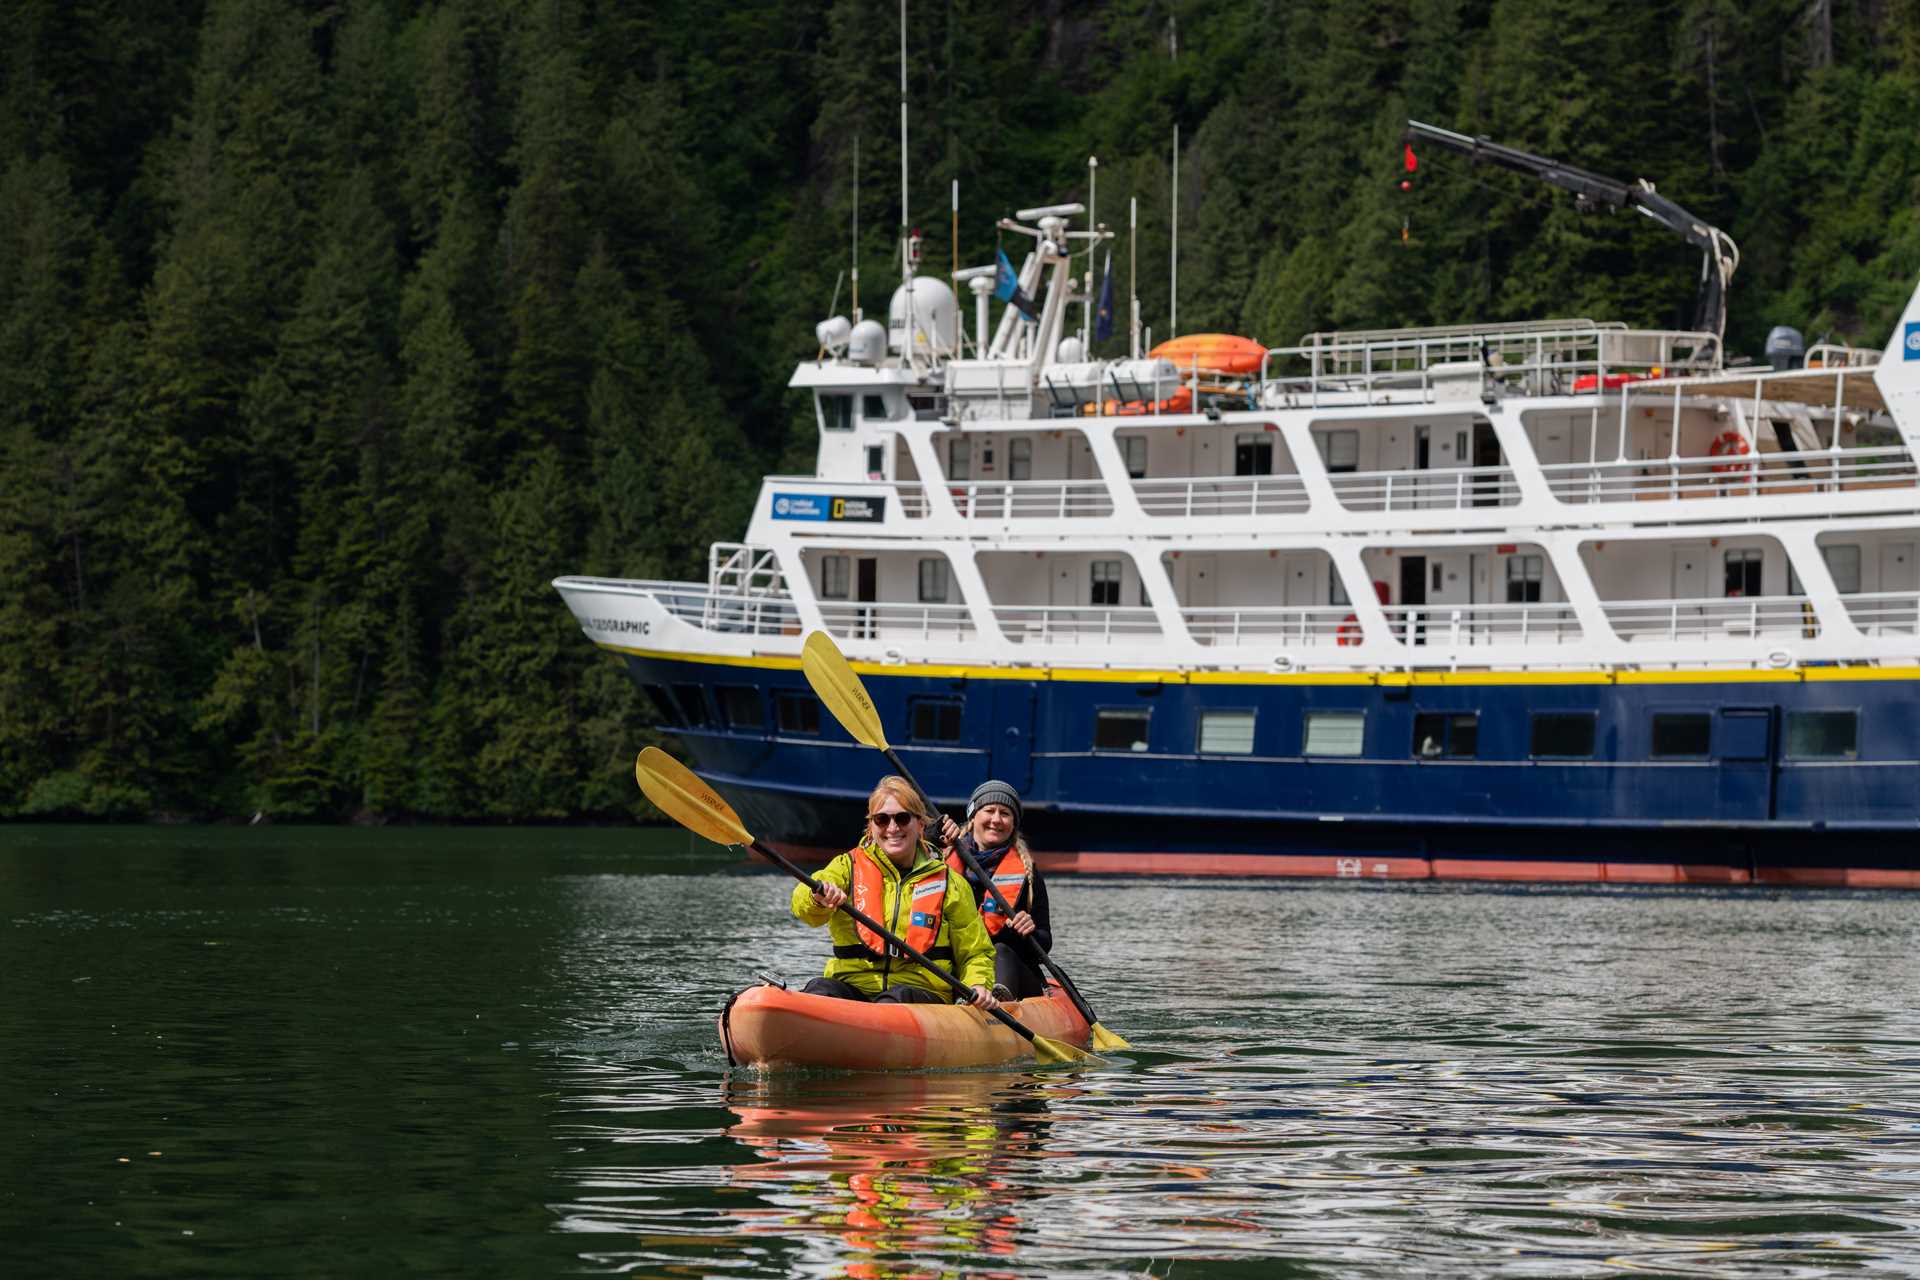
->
<box><xmin>5</xmin><ymin>825</ymin><xmax>1919</xmax><ymax>1277</ymax></box>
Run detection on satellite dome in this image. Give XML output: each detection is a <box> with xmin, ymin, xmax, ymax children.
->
<box><xmin>888</xmin><ymin>277</ymin><xmax>959</xmax><ymax>356</ymax></box>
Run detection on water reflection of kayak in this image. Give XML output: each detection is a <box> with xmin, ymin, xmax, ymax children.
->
<box><xmin>719</xmin><ymin>982</ymin><xmax>1091</xmax><ymax>1070</ymax></box>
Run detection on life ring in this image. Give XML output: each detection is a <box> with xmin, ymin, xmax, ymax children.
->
<box><xmin>1336</xmin><ymin>613</ymin><xmax>1362</xmax><ymax>646</ymax></box>
<box><xmin>1708</xmin><ymin>431</ymin><xmax>1751</xmax><ymax>473</ymax></box>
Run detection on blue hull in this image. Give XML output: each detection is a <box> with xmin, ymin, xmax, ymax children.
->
<box><xmin>622</xmin><ymin>652</ymin><xmax>1920</xmax><ymax>886</ymax></box>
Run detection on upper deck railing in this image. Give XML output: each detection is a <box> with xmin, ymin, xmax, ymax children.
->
<box><xmin>1540</xmin><ymin>450</ymin><xmax>1919</xmax><ymax>504</ymax></box>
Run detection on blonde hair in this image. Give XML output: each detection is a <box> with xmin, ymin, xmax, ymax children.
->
<box><xmin>858</xmin><ymin>775</ymin><xmax>930</xmax><ymax>845</ymax></box>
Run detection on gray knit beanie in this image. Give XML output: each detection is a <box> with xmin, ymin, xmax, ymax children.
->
<box><xmin>966</xmin><ymin>779</ymin><xmax>1022</xmax><ymax>827</ymax></box>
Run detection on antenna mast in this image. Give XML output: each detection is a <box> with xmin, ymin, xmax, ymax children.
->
<box><xmin>1170</xmin><ymin>125</ymin><xmax>1179</xmax><ymax>338</ymax></box>
<box><xmin>899</xmin><ymin>0</ymin><xmax>909</xmax><ymax>286</ymax></box>
<box><xmin>851</xmin><ymin>135</ymin><xmax>860</xmax><ymax>321</ymax></box>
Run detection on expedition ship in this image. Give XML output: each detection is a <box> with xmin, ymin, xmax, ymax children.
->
<box><xmin>556</xmin><ymin>125</ymin><xmax>1920</xmax><ymax>889</ymax></box>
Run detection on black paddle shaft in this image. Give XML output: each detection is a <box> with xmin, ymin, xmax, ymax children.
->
<box><xmin>880</xmin><ymin>748</ymin><xmax>1106</xmax><ymax>1025</ymax></box>
<box><xmin>750</xmin><ymin>838</ymin><xmax>1043</xmax><ymax>1046</ymax></box>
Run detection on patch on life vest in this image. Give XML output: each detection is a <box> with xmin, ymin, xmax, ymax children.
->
<box><xmin>910</xmin><ymin>911</ymin><xmax>935</xmax><ymax>927</ymax></box>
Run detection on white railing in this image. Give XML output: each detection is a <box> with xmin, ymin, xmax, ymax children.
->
<box><xmin>1602</xmin><ymin>595</ymin><xmax>1819</xmax><ymax>642</ymax></box>
<box><xmin>1326</xmin><ymin>466</ymin><xmax>1520</xmax><ymax>512</ymax></box>
<box><xmin>994</xmin><ymin>606</ymin><xmax>1162</xmax><ymax>643</ymax></box>
<box><xmin>944</xmin><ymin>478</ymin><xmax>1114</xmax><ymax>518</ymax></box>
<box><xmin>891</xmin><ymin>482</ymin><xmax>931</xmax><ymax>517</ymax></box>
<box><xmin>817</xmin><ymin>601</ymin><xmax>976</xmax><ymax>642</ymax></box>
<box><xmin>618</xmin><ymin>580</ymin><xmax>801</xmax><ymax>637</ymax></box>
<box><xmin>1260</xmin><ymin>321</ymin><xmax>1719</xmax><ymax>408</ymax></box>
<box><xmin>1542</xmin><ymin>449</ymin><xmax>1918</xmax><ymax>504</ymax></box>
<box><xmin>707</xmin><ymin>543</ymin><xmax>787</xmax><ymax>595</ymax></box>
<box><xmin>1381</xmin><ymin>602</ymin><xmax>1584</xmax><ymax>646</ymax></box>
<box><xmin>1134</xmin><ymin>475</ymin><xmax>1312</xmax><ymax>517</ymax></box>
<box><xmin>1841</xmin><ymin>592</ymin><xmax>1920</xmax><ymax>636</ymax></box>
<box><xmin>1182</xmin><ymin>606</ymin><xmax>1352</xmax><ymax>645</ymax></box>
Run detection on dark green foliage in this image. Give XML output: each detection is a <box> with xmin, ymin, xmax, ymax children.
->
<box><xmin>1</xmin><ymin>0</ymin><xmax>1915</xmax><ymax>821</ymax></box>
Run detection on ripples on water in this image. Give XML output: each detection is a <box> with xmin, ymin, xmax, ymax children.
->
<box><xmin>4</xmin><ymin>827</ymin><xmax>1919</xmax><ymax>1277</ymax></box>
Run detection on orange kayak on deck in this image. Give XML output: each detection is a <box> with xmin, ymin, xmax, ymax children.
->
<box><xmin>718</xmin><ymin>982</ymin><xmax>1091</xmax><ymax>1070</ymax></box>
<box><xmin>1148</xmin><ymin>333</ymin><xmax>1266</xmax><ymax>375</ymax></box>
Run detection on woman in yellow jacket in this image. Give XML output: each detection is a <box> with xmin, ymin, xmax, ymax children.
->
<box><xmin>792</xmin><ymin>776</ymin><xmax>1001</xmax><ymax>1009</ymax></box>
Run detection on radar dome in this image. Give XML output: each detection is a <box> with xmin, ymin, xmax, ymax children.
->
<box><xmin>888</xmin><ymin>277</ymin><xmax>958</xmax><ymax>356</ymax></box>
<box><xmin>815</xmin><ymin>315</ymin><xmax>851</xmax><ymax>353</ymax></box>
<box><xmin>847</xmin><ymin>319</ymin><xmax>887</xmax><ymax>365</ymax></box>
<box><xmin>1056</xmin><ymin>336</ymin><xmax>1085</xmax><ymax>364</ymax></box>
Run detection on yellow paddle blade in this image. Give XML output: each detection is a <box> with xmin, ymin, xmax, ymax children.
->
<box><xmin>1090</xmin><ymin>1023</ymin><xmax>1132</xmax><ymax>1052</ymax></box>
<box><xmin>801</xmin><ymin>630</ymin><xmax>890</xmax><ymax>751</ymax></box>
<box><xmin>1030</xmin><ymin>1033</ymin><xmax>1095</xmax><ymax>1065</ymax></box>
<box><xmin>634</xmin><ymin>747</ymin><xmax>754</xmax><ymax>848</ymax></box>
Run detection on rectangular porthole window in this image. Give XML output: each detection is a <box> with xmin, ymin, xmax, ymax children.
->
<box><xmin>1506</xmin><ymin>554</ymin><xmax>1543</xmax><ymax>604</ymax></box>
<box><xmin>1120</xmin><ymin>436</ymin><xmax>1148</xmax><ymax>478</ymax></box>
<box><xmin>1197</xmin><ymin>710</ymin><xmax>1256</xmax><ymax>754</ymax></box>
<box><xmin>1009</xmin><ymin>437</ymin><xmax>1033</xmax><ymax>481</ymax></box>
<box><xmin>947</xmin><ymin>436</ymin><xmax>971</xmax><ymax>481</ymax></box>
<box><xmin>917</xmin><ymin>558</ymin><xmax>950</xmax><ymax>603</ymax></box>
<box><xmin>775</xmin><ymin>692</ymin><xmax>820</xmax><ymax>735</ymax></box>
<box><xmin>1412</xmin><ymin>712</ymin><xmax>1478</xmax><ymax>759</ymax></box>
<box><xmin>820</xmin><ymin>394</ymin><xmax>853</xmax><ymax>431</ymax></box>
<box><xmin>1090</xmin><ymin>560</ymin><xmax>1123</xmax><ymax>606</ymax></box>
<box><xmin>1530</xmin><ymin>712</ymin><xmax>1595</xmax><ymax>758</ymax></box>
<box><xmin>639</xmin><ymin>684</ymin><xmax>681</xmax><ymax>727</ymax></box>
<box><xmin>1094</xmin><ymin>709</ymin><xmax>1151</xmax><ymax>752</ymax></box>
<box><xmin>1784</xmin><ymin>710</ymin><xmax>1858</xmax><ymax>759</ymax></box>
<box><xmin>909</xmin><ymin>699</ymin><xmax>963</xmax><ymax>743</ymax></box>
<box><xmin>1319</xmin><ymin>430</ymin><xmax>1359</xmax><ymax>473</ymax></box>
<box><xmin>1724</xmin><ymin>548</ymin><xmax>1762</xmax><ymax>598</ymax></box>
<box><xmin>717</xmin><ymin>686</ymin><xmax>765</xmax><ymax>731</ymax></box>
<box><xmin>1303</xmin><ymin>711</ymin><xmax>1364</xmax><ymax>756</ymax></box>
<box><xmin>820</xmin><ymin>555</ymin><xmax>850</xmax><ymax>600</ymax></box>
<box><xmin>1651</xmin><ymin>712</ymin><xmax>1710</xmax><ymax>758</ymax></box>
<box><xmin>862</xmin><ymin>393</ymin><xmax>890</xmax><ymax>421</ymax></box>
<box><xmin>670</xmin><ymin>684</ymin><xmax>712</xmax><ymax>728</ymax></box>
<box><xmin>1234</xmin><ymin>433</ymin><xmax>1272</xmax><ymax>477</ymax></box>
<box><xmin>1822</xmin><ymin>544</ymin><xmax>1862</xmax><ymax>594</ymax></box>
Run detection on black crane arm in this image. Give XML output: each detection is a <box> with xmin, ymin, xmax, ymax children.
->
<box><xmin>1405</xmin><ymin>120</ymin><xmax>1738</xmax><ymax>344</ymax></box>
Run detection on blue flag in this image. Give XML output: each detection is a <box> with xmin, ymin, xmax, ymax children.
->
<box><xmin>993</xmin><ymin>248</ymin><xmax>1040</xmax><ymax>321</ymax></box>
<box><xmin>1093</xmin><ymin>251</ymin><xmax>1115</xmax><ymax>343</ymax></box>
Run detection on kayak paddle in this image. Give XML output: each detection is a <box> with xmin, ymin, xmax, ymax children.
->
<box><xmin>798</xmin><ymin>630</ymin><xmax>1130</xmax><ymax>1051</ymax></box>
<box><xmin>633</xmin><ymin>746</ymin><xmax>1091</xmax><ymax>1065</ymax></box>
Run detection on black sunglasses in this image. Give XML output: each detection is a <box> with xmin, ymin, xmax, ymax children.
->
<box><xmin>868</xmin><ymin>811</ymin><xmax>919</xmax><ymax>829</ymax></box>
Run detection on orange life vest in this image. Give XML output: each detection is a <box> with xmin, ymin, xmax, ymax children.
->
<box><xmin>842</xmin><ymin>845</ymin><xmax>951</xmax><ymax>960</ymax></box>
<box><xmin>947</xmin><ymin>843</ymin><xmax>1031</xmax><ymax>937</ymax></box>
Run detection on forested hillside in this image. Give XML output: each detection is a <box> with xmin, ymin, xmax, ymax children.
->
<box><xmin>3</xmin><ymin>0</ymin><xmax>1917</xmax><ymax>822</ymax></box>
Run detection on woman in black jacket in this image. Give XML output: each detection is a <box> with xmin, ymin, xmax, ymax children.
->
<box><xmin>938</xmin><ymin>780</ymin><xmax>1053</xmax><ymax>999</ymax></box>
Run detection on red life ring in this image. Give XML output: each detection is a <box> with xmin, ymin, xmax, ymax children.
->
<box><xmin>1336</xmin><ymin>613</ymin><xmax>1362</xmax><ymax>646</ymax></box>
<box><xmin>1708</xmin><ymin>431</ymin><xmax>1752</xmax><ymax>473</ymax></box>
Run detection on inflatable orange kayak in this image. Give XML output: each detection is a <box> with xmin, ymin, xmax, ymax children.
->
<box><xmin>718</xmin><ymin>982</ymin><xmax>1091</xmax><ymax>1070</ymax></box>
<box><xmin>1148</xmin><ymin>333</ymin><xmax>1266</xmax><ymax>375</ymax></box>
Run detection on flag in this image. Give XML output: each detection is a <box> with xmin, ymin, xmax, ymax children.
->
<box><xmin>994</xmin><ymin>247</ymin><xmax>1039</xmax><ymax>321</ymax></box>
<box><xmin>1093</xmin><ymin>251</ymin><xmax>1115</xmax><ymax>343</ymax></box>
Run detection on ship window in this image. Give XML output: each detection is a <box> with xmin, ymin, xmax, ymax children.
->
<box><xmin>917</xmin><ymin>558</ymin><xmax>950</xmax><ymax>603</ymax></box>
<box><xmin>639</xmin><ymin>684</ymin><xmax>681</xmax><ymax>727</ymax></box>
<box><xmin>909</xmin><ymin>698</ymin><xmax>962</xmax><ymax>743</ymax></box>
<box><xmin>1090</xmin><ymin>560</ymin><xmax>1123</xmax><ymax>606</ymax></box>
<box><xmin>820</xmin><ymin>394</ymin><xmax>853</xmax><ymax>431</ymax></box>
<box><xmin>1009</xmin><ymin>437</ymin><xmax>1033</xmax><ymax>481</ymax></box>
<box><xmin>775</xmin><ymin>692</ymin><xmax>821</xmax><ymax>735</ymax></box>
<box><xmin>1197</xmin><ymin>710</ymin><xmax>1256</xmax><ymax>755</ymax></box>
<box><xmin>1823</xmin><ymin>544</ymin><xmax>1861</xmax><ymax>594</ymax></box>
<box><xmin>670</xmin><ymin>684</ymin><xmax>712</xmax><ymax>728</ymax></box>
<box><xmin>1120</xmin><ymin>435</ymin><xmax>1148</xmax><ymax>478</ymax></box>
<box><xmin>1784</xmin><ymin>710</ymin><xmax>1857</xmax><ymax>759</ymax></box>
<box><xmin>1234</xmin><ymin>432</ymin><xmax>1273</xmax><ymax>476</ymax></box>
<box><xmin>865</xmin><ymin>444</ymin><xmax>884</xmax><ymax>477</ymax></box>
<box><xmin>1530</xmin><ymin>712</ymin><xmax>1595</xmax><ymax>758</ymax></box>
<box><xmin>717</xmin><ymin>686</ymin><xmax>765</xmax><ymax>731</ymax></box>
<box><xmin>1651</xmin><ymin>713</ymin><xmax>1710</xmax><ymax>758</ymax></box>
<box><xmin>862</xmin><ymin>393</ymin><xmax>890</xmax><ymax>421</ymax></box>
<box><xmin>1303</xmin><ymin>711</ymin><xmax>1365</xmax><ymax>756</ymax></box>
<box><xmin>1319</xmin><ymin>430</ymin><xmax>1359</xmax><ymax>473</ymax></box>
<box><xmin>1094</xmin><ymin>708</ymin><xmax>1151</xmax><ymax>752</ymax></box>
<box><xmin>1506</xmin><ymin>555</ymin><xmax>1543</xmax><ymax>603</ymax></box>
<box><xmin>1724</xmin><ymin>548</ymin><xmax>1762</xmax><ymax>598</ymax></box>
<box><xmin>1413</xmin><ymin>712</ymin><xmax>1478</xmax><ymax>759</ymax></box>
<box><xmin>820</xmin><ymin>555</ymin><xmax>850</xmax><ymax>600</ymax></box>
<box><xmin>947</xmin><ymin>436</ymin><xmax>971</xmax><ymax>481</ymax></box>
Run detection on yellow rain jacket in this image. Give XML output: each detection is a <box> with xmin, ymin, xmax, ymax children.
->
<box><xmin>791</xmin><ymin>839</ymin><xmax>997</xmax><ymax>999</ymax></box>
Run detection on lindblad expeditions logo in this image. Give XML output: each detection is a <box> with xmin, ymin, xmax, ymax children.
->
<box><xmin>771</xmin><ymin>491</ymin><xmax>886</xmax><ymax>522</ymax></box>
<box><xmin>1907</xmin><ymin>321</ymin><xmax>1920</xmax><ymax>360</ymax></box>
